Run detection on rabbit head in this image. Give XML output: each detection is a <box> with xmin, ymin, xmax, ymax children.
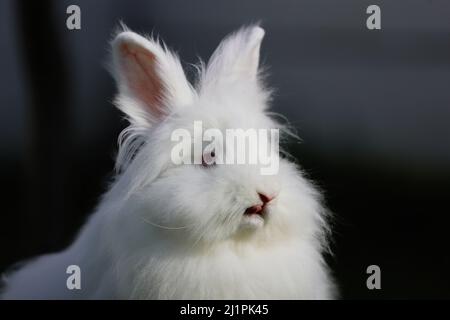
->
<box><xmin>109</xmin><ymin>25</ymin><xmax>328</xmax><ymax>248</ymax></box>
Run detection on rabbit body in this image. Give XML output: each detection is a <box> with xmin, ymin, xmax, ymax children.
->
<box><xmin>2</xmin><ymin>25</ymin><xmax>335</xmax><ymax>299</ymax></box>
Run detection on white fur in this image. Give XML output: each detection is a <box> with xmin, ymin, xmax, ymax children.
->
<box><xmin>1</xmin><ymin>25</ymin><xmax>336</xmax><ymax>299</ymax></box>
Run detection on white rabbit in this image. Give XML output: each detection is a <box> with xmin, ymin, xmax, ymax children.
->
<box><xmin>1</xmin><ymin>25</ymin><xmax>336</xmax><ymax>299</ymax></box>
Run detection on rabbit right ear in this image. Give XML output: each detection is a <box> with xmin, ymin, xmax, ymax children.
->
<box><xmin>111</xmin><ymin>30</ymin><xmax>194</xmax><ymax>127</ymax></box>
<box><xmin>200</xmin><ymin>25</ymin><xmax>265</xmax><ymax>93</ymax></box>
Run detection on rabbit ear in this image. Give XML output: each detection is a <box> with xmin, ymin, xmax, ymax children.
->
<box><xmin>112</xmin><ymin>30</ymin><xmax>194</xmax><ymax>127</ymax></box>
<box><xmin>201</xmin><ymin>25</ymin><xmax>265</xmax><ymax>91</ymax></box>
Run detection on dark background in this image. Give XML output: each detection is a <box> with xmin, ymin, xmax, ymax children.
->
<box><xmin>1</xmin><ymin>0</ymin><xmax>449</xmax><ymax>299</ymax></box>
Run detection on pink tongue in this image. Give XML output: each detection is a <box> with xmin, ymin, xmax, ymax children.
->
<box><xmin>245</xmin><ymin>205</ymin><xmax>263</xmax><ymax>215</ymax></box>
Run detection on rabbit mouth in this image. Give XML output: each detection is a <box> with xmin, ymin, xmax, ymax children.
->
<box><xmin>243</xmin><ymin>206</ymin><xmax>266</xmax><ymax>218</ymax></box>
<box><xmin>240</xmin><ymin>210</ymin><xmax>266</xmax><ymax>229</ymax></box>
<box><xmin>242</xmin><ymin>205</ymin><xmax>267</xmax><ymax>226</ymax></box>
<box><xmin>240</xmin><ymin>194</ymin><xmax>274</xmax><ymax>229</ymax></box>
<box><xmin>243</xmin><ymin>193</ymin><xmax>274</xmax><ymax>219</ymax></box>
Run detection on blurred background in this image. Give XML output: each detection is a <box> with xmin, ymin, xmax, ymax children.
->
<box><xmin>1</xmin><ymin>0</ymin><xmax>449</xmax><ymax>299</ymax></box>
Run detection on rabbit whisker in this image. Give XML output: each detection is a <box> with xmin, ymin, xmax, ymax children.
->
<box><xmin>141</xmin><ymin>217</ymin><xmax>194</xmax><ymax>230</ymax></box>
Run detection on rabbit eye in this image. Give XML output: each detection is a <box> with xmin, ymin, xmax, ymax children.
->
<box><xmin>202</xmin><ymin>149</ymin><xmax>216</xmax><ymax>167</ymax></box>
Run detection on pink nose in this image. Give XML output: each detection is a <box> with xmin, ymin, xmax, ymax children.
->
<box><xmin>258</xmin><ymin>193</ymin><xmax>274</xmax><ymax>205</ymax></box>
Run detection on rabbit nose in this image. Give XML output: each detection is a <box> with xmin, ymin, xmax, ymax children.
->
<box><xmin>258</xmin><ymin>193</ymin><xmax>274</xmax><ymax>205</ymax></box>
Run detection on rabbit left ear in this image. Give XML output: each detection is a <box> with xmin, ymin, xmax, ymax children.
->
<box><xmin>112</xmin><ymin>30</ymin><xmax>194</xmax><ymax>127</ymax></box>
<box><xmin>201</xmin><ymin>26</ymin><xmax>265</xmax><ymax>90</ymax></box>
